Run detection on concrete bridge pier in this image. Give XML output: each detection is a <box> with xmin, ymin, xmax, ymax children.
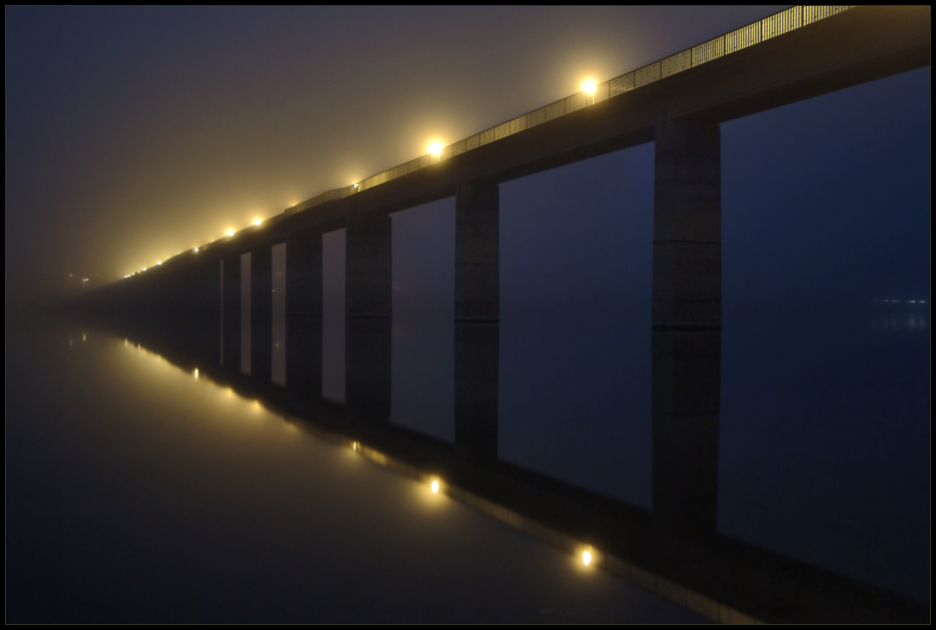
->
<box><xmin>651</xmin><ymin>119</ymin><xmax>722</xmax><ymax>535</ymax></box>
<box><xmin>454</xmin><ymin>181</ymin><xmax>500</xmax><ymax>459</ymax></box>
<box><xmin>221</xmin><ymin>256</ymin><xmax>241</xmax><ymax>370</ymax></box>
<box><xmin>345</xmin><ymin>207</ymin><xmax>392</xmax><ymax>423</ymax></box>
<box><xmin>192</xmin><ymin>259</ymin><xmax>221</xmax><ymax>364</ymax></box>
<box><xmin>286</xmin><ymin>229</ymin><xmax>323</xmax><ymax>401</ymax></box>
<box><xmin>251</xmin><ymin>247</ymin><xmax>273</xmax><ymax>383</ymax></box>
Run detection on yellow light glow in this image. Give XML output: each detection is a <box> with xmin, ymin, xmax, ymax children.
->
<box><xmin>582</xmin><ymin>550</ymin><xmax>592</xmax><ymax>566</ymax></box>
<box><xmin>194</xmin><ymin>247</ymin><xmax>199</xmax><ymax>253</ymax></box>
<box><xmin>157</xmin><ymin>261</ymin><xmax>162</xmax><ymax>266</ymax></box>
<box><xmin>428</xmin><ymin>141</ymin><xmax>443</xmax><ymax>156</ymax></box>
<box><xmin>582</xmin><ymin>79</ymin><xmax>597</xmax><ymax>94</ymax></box>
<box><xmin>227</xmin><ymin>230</ymin><xmax>235</xmax><ymax>237</ymax></box>
<box><xmin>351</xmin><ymin>441</ymin><xmax>360</xmax><ymax>452</ymax></box>
<box><xmin>193</xmin><ymin>368</ymin><xmax>199</xmax><ymax>378</ymax></box>
<box><xmin>143</xmin><ymin>268</ymin><xmax>147</xmax><ymax>271</ymax></box>
<box><xmin>431</xmin><ymin>480</ymin><xmax>440</xmax><ymax>494</ymax></box>
<box><xmin>254</xmin><ymin>218</ymin><xmax>262</xmax><ymax>226</ymax></box>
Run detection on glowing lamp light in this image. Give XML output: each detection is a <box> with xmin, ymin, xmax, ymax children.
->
<box><xmin>582</xmin><ymin>79</ymin><xmax>597</xmax><ymax>94</ymax></box>
<box><xmin>194</xmin><ymin>247</ymin><xmax>199</xmax><ymax>253</ymax></box>
<box><xmin>582</xmin><ymin>550</ymin><xmax>592</xmax><ymax>566</ymax></box>
<box><xmin>157</xmin><ymin>261</ymin><xmax>162</xmax><ymax>265</ymax></box>
<box><xmin>193</xmin><ymin>368</ymin><xmax>199</xmax><ymax>378</ymax></box>
<box><xmin>254</xmin><ymin>218</ymin><xmax>262</xmax><ymax>226</ymax></box>
<box><xmin>227</xmin><ymin>230</ymin><xmax>235</xmax><ymax>237</ymax></box>
<box><xmin>431</xmin><ymin>480</ymin><xmax>440</xmax><ymax>494</ymax></box>
<box><xmin>353</xmin><ymin>183</ymin><xmax>359</xmax><ymax>189</ymax></box>
<box><xmin>428</xmin><ymin>141</ymin><xmax>443</xmax><ymax>157</ymax></box>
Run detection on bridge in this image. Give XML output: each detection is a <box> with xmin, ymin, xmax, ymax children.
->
<box><xmin>67</xmin><ymin>6</ymin><xmax>930</xmax><ymax>623</ymax></box>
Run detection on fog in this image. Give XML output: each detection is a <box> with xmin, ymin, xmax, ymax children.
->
<box><xmin>7</xmin><ymin>6</ymin><xmax>786</xmax><ymax>308</ymax></box>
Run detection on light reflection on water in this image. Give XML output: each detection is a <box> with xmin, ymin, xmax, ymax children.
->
<box><xmin>8</xmin><ymin>317</ymin><xmax>703</xmax><ymax>623</ymax></box>
<box><xmin>870</xmin><ymin>311</ymin><xmax>929</xmax><ymax>331</ymax></box>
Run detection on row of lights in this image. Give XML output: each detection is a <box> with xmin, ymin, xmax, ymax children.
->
<box><xmin>123</xmin><ymin>78</ymin><xmax>600</xmax><ymax>280</ymax></box>
<box><xmin>124</xmin><ymin>217</ymin><xmax>268</xmax><ymax>277</ymax></box>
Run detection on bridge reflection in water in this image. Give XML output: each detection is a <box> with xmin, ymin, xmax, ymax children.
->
<box><xmin>63</xmin><ymin>293</ymin><xmax>927</xmax><ymax>624</ymax></box>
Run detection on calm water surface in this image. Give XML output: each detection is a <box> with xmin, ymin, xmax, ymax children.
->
<box><xmin>6</xmin><ymin>315</ymin><xmax>705</xmax><ymax>623</ymax></box>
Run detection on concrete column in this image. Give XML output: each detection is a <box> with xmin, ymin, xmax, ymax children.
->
<box><xmin>217</xmin><ymin>260</ymin><xmax>224</xmax><ymax>365</ymax></box>
<box><xmin>251</xmin><ymin>246</ymin><xmax>273</xmax><ymax>383</ymax></box>
<box><xmin>652</xmin><ymin>119</ymin><xmax>721</xmax><ymax>328</ymax></box>
<box><xmin>222</xmin><ymin>256</ymin><xmax>240</xmax><ymax>370</ymax></box>
<box><xmin>286</xmin><ymin>228</ymin><xmax>323</xmax><ymax>400</ymax></box>
<box><xmin>345</xmin><ymin>208</ymin><xmax>392</xmax><ymax>423</ymax></box>
<box><xmin>454</xmin><ymin>181</ymin><xmax>499</xmax><ymax>459</ymax></box>
<box><xmin>651</xmin><ymin>329</ymin><xmax>721</xmax><ymax>534</ymax></box>
<box><xmin>271</xmin><ymin>243</ymin><xmax>287</xmax><ymax>386</ymax></box>
<box><xmin>651</xmin><ymin>119</ymin><xmax>721</xmax><ymax>535</ymax></box>
<box><xmin>193</xmin><ymin>259</ymin><xmax>220</xmax><ymax>364</ymax></box>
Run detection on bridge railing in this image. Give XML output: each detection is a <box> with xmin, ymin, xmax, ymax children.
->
<box><xmin>297</xmin><ymin>6</ymin><xmax>853</xmax><ymax>209</ymax></box>
<box><xmin>163</xmin><ymin>6</ymin><xmax>855</xmax><ymax>263</ymax></box>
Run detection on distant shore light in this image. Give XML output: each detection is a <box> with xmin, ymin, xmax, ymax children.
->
<box><xmin>428</xmin><ymin>141</ymin><xmax>443</xmax><ymax>157</ymax></box>
<box><xmin>194</xmin><ymin>247</ymin><xmax>199</xmax><ymax>253</ymax></box>
<box><xmin>431</xmin><ymin>479</ymin><xmax>440</xmax><ymax>493</ymax></box>
<box><xmin>582</xmin><ymin>550</ymin><xmax>592</xmax><ymax>565</ymax></box>
<box><xmin>254</xmin><ymin>218</ymin><xmax>262</xmax><ymax>226</ymax></box>
<box><xmin>227</xmin><ymin>230</ymin><xmax>235</xmax><ymax>237</ymax></box>
<box><xmin>582</xmin><ymin>79</ymin><xmax>597</xmax><ymax>94</ymax></box>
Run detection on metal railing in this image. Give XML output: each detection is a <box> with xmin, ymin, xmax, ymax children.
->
<box><xmin>178</xmin><ymin>6</ymin><xmax>854</xmax><ymax>262</ymax></box>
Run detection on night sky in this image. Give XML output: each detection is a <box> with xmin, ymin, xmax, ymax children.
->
<box><xmin>11</xmin><ymin>6</ymin><xmax>927</xmax><ymax>312</ymax></box>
